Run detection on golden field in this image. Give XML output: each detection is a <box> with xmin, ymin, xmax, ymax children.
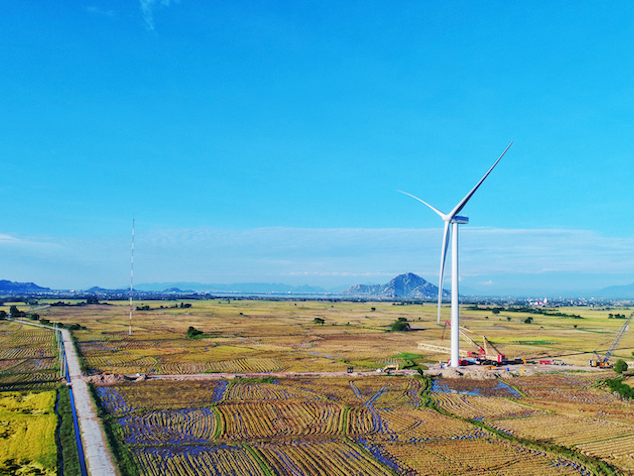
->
<box><xmin>2</xmin><ymin>299</ymin><xmax>633</xmax><ymax>475</ymax></box>
<box><xmin>18</xmin><ymin>299</ymin><xmax>634</xmax><ymax>374</ymax></box>
<box><xmin>0</xmin><ymin>390</ymin><xmax>57</xmax><ymax>476</ymax></box>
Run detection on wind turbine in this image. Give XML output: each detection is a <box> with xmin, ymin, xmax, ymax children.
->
<box><xmin>399</xmin><ymin>143</ymin><xmax>512</xmax><ymax>368</ymax></box>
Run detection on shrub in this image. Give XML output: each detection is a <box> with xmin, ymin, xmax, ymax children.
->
<box><xmin>390</xmin><ymin>319</ymin><xmax>411</xmax><ymax>332</ymax></box>
<box><xmin>614</xmin><ymin>359</ymin><xmax>628</xmax><ymax>374</ymax></box>
<box><xmin>186</xmin><ymin>326</ymin><xmax>203</xmax><ymax>338</ymax></box>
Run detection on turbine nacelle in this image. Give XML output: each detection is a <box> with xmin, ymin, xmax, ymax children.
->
<box><xmin>449</xmin><ymin>216</ymin><xmax>469</xmax><ymax>225</ymax></box>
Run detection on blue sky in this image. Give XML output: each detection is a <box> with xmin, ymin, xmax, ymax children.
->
<box><xmin>2</xmin><ymin>1</ymin><xmax>634</xmax><ymax>295</ymax></box>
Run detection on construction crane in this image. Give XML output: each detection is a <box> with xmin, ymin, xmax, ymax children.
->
<box><xmin>459</xmin><ymin>328</ymin><xmax>487</xmax><ymax>359</ymax></box>
<box><xmin>482</xmin><ymin>336</ymin><xmax>505</xmax><ymax>364</ymax></box>
<box><xmin>438</xmin><ymin>321</ymin><xmax>508</xmax><ymax>364</ymax></box>
<box><xmin>590</xmin><ymin>311</ymin><xmax>633</xmax><ymax>368</ymax></box>
<box><xmin>417</xmin><ymin>342</ymin><xmax>471</xmax><ymax>358</ymax></box>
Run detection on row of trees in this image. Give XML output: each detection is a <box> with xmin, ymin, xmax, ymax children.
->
<box><xmin>608</xmin><ymin>313</ymin><xmax>628</xmax><ymax>319</ymax></box>
<box><xmin>0</xmin><ymin>305</ymin><xmax>29</xmax><ymax>319</ymax></box>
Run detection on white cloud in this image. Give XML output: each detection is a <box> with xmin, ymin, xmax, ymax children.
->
<box><xmin>0</xmin><ymin>234</ymin><xmax>19</xmax><ymax>243</ymax></box>
<box><xmin>140</xmin><ymin>0</ymin><xmax>178</xmax><ymax>31</ymax></box>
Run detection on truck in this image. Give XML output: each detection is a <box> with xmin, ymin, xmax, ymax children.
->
<box><xmin>589</xmin><ymin>311</ymin><xmax>632</xmax><ymax>368</ymax></box>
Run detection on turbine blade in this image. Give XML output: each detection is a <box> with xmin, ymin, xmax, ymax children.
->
<box><xmin>397</xmin><ymin>190</ymin><xmax>447</xmax><ymax>220</ymax></box>
<box><xmin>448</xmin><ymin>142</ymin><xmax>513</xmax><ymax>218</ymax></box>
<box><xmin>437</xmin><ymin>221</ymin><xmax>450</xmax><ymax>323</ymax></box>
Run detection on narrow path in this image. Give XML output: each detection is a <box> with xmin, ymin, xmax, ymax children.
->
<box><xmin>12</xmin><ymin>319</ymin><xmax>117</xmax><ymax>476</ymax></box>
<box><xmin>146</xmin><ymin>369</ymin><xmax>419</xmax><ymax>381</ymax></box>
<box><xmin>61</xmin><ymin>327</ymin><xmax>118</xmax><ymax>475</ymax></box>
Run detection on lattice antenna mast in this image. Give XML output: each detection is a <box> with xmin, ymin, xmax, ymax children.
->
<box><xmin>129</xmin><ymin>218</ymin><xmax>135</xmax><ymax>336</ymax></box>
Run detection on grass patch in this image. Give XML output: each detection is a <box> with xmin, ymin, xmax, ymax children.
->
<box><xmin>56</xmin><ymin>385</ymin><xmax>82</xmax><ymax>476</ymax></box>
<box><xmin>341</xmin><ymin>405</ymin><xmax>350</xmax><ymax>433</ymax></box>
<box><xmin>510</xmin><ymin>340</ymin><xmax>553</xmax><ymax>345</ymax></box>
<box><xmin>242</xmin><ymin>444</ymin><xmax>273</xmax><ymax>476</ymax></box>
<box><xmin>392</xmin><ymin>352</ymin><xmax>423</xmax><ymax>360</ymax></box>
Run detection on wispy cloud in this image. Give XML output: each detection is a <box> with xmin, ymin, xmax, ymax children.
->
<box><xmin>84</xmin><ymin>6</ymin><xmax>115</xmax><ymax>17</ymax></box>
<box><xmin>0</xmin><ymin>234</ymin><xmax>19</xmax><ymax>244</ymax></box>
<box><xmin>2</xmin><ymin>226</ymin><xmax>634</xmax><ymax>292</ymax></box>
<box><xmin>140</xmin><ymin>0</ymin><xmax>178</xmax><ymax>31</ymax></box>
<box><xmin>0</xmin><ymin>233</ymin><xmax>62</xmax><ymax>250</ymax></box>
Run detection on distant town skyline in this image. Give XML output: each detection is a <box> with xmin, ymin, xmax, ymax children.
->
<box><xmin>3</xmin><ymin>2</ymin><xmax>634</xmax><ymax>295</ymax></box>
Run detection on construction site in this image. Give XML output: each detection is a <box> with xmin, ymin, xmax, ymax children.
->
<box><xmin>419</xmin><ymin>311</ymin><xmax>633</xmax><ymax>370</ymax></box>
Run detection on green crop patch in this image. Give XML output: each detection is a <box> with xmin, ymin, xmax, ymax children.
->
<box><xmin>510</xmin><ymin>340</ymin><xmax>554</xmax><ymax>345</ymax></box>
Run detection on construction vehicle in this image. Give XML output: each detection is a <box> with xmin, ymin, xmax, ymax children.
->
<box><xmin>423</xmin><ymin>322</ymin><xmax>512</xmax><ymax>366</ymax></box>
<box><xmin>590</xmin><ymin>351</ymin><xmax>613</xmax><ymax>368</ymax></box>
<box><xmin>589</xmin><ymin>311</ymin><xmax>633</xmax><ymax>368</ymax></box>
<box><xmin>376</xmin><ymin>363</ymin><xmax>399</xmax><ymax>373</ymax></box>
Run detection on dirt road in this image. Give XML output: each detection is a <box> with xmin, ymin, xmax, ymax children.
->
<box><xmin>145</xmin><ymin>368</ymin><xmax>419</xmax><ymax>381</ymax></box>
<box><xmin>61</xmin><ymin>328</ymin><xmax>118</xmax><ymax>475</ymax></box>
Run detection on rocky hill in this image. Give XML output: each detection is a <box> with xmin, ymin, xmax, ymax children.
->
<box><xmin>0</xmin><ymin>280</ymin><xmax>50</xmax><ymax>294</ymax></box>
<box><xmin>343</xmin><ymin>273</ymin><xmax>449</xmax><ymax>300</ymax></box>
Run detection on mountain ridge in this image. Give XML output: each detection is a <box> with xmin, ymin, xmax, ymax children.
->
<box><xmin>0</xmin><ymin>280</ymin><xmax>50</xmax><ymax>293</ymax></box>
<box><xmin>594</xmin><ymin>282</ymin><xmax>634</xmax><ymax>299</ymax></box>
<box><xmin>133</xmin><ymin>282</ymin><xmax>328</xmax><ymax>294</ymax></box>
<box><xmin>343</xmin><ymin>273</ymin><xmax>449</xmax><ymax>300</ymax></box>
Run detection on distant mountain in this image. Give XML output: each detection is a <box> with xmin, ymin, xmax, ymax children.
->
<box><xmin>85</xmin><ymin>286</ymin><xmax>120</xmax><ymax>293</ymax></box>
<box><xmin>0</xmin><ymin>280</ymin><xmax>50</xmax><ymax>293</ymax></box>
<box><xmin>162</xmin><ymin>287</ymin><xmax>185</xmax><ymax>293</ymax></box>
<box><xmin>343</xmin><ymin>273</ymin><xmax>449</xmax><ymax>300</ymax></box>
<box><xmin>134</xmin><ymin>282</ymin><xmax>328</xmax><ymax>294</ymax></box>
<box><xmin>594</xmin><ymin>282</ymin><xmax>634</xmax><ymax>299</ymax></box>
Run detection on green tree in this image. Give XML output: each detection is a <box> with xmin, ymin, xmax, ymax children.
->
<box><xmin>390</xmin><ymin>318</ymin><xmax>411</xmax><ymax>332</ymax></box>
<box><xmin>614</xmin><ymin>359</ymin><xmax>628</xmax><ymax>374</ymax></box>
<box><xmin>523</xmin><ymin>316</ymin><xmax>533</xmax><ymax>324</ymax></box>
<box><xmin>186</xmin><ymin>326</ymin><xmax>203</xmax><ymax>339</ymax></box>
<box><xmin>9</xmin><ymin>305</ymin><xmax>24</xmax><ymax>318</ymax></box>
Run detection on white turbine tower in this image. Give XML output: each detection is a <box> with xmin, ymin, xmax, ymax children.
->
<box><xmin>399</xmin><ymin>143</ymin><xmax>512</xmax><ymax>368</ymax></box>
